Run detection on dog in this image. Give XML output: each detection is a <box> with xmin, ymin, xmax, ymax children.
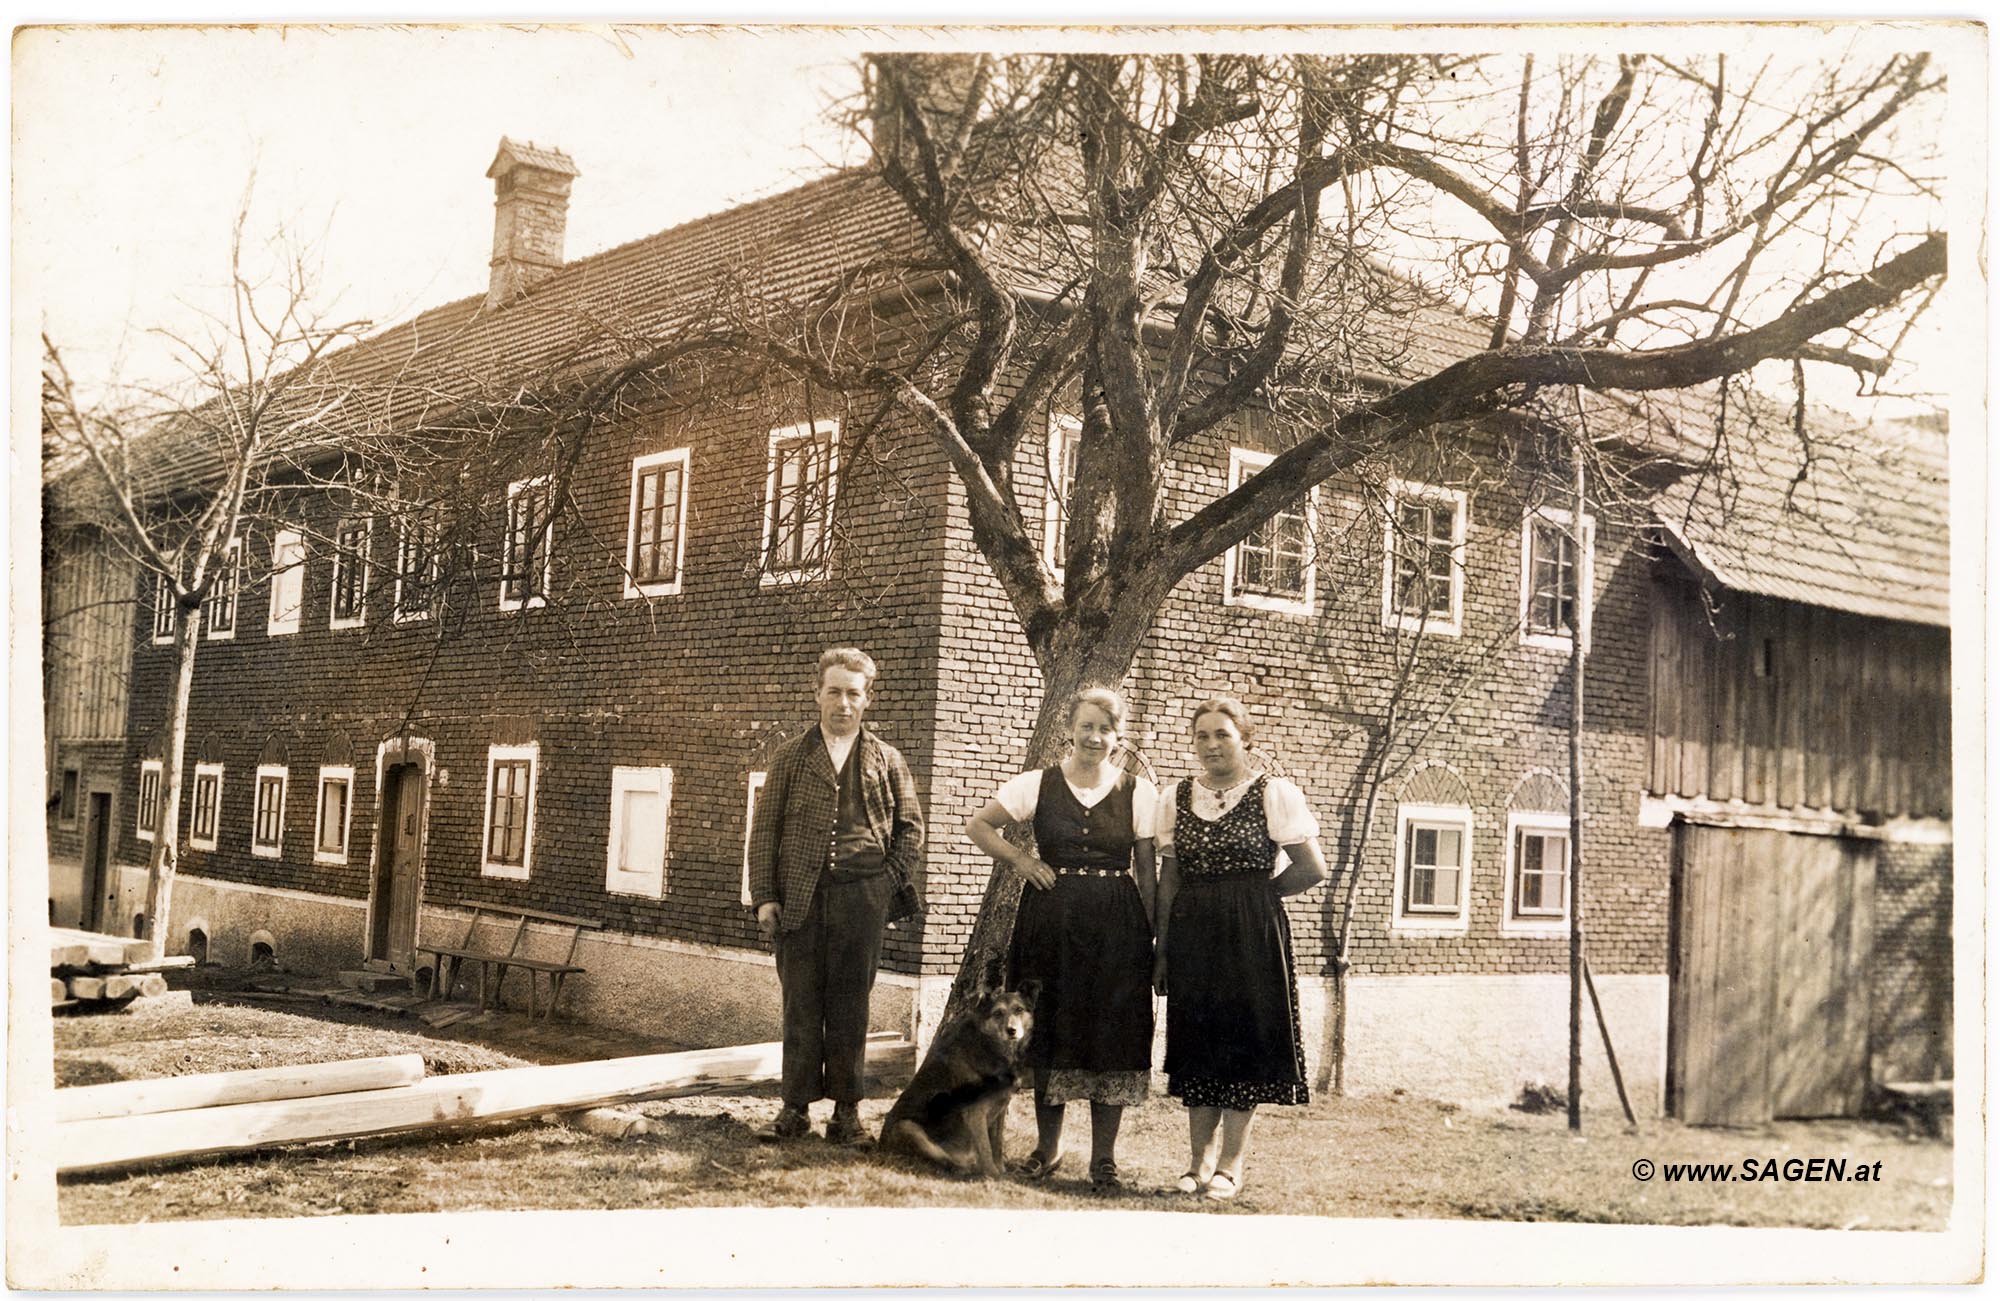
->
<box><xmin>877</xmin><ymin>983</ymin><xmax>1034</xmax><ymax>1177</ymax></box>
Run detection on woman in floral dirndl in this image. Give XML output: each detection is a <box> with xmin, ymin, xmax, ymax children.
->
<box><xmin>1154</xmin><ymin>696</ymin><xmax>1329</xmax><ymax>1201</ymax></box>
<box><xmin>967</xmin><ymin>687</ymin><xmax>1158</xmax><ymax>1190</ymax></box>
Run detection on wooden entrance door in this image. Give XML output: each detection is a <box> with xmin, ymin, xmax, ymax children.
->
<box><xmin>1669</xmin><ymin>825</ymin><xmax>1874</xmax><ymax>1124</ymax></box>
<box><xmin>371</xmin><ymin>764</ymin><xmax>424</xmax><ymax>969</ymax></box>
<box><xmin>81</xmin><ymin>792</ymin><xmax>112</xmax><ymax>932</ymax></box>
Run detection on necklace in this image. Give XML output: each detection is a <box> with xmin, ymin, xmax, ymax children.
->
<box><xmin>1189</xmin><ymin>772</ymin><xmax>1253</xmax><ymax>819</ymax></box>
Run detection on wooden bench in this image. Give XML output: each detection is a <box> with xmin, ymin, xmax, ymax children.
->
<box><xmin>415</xmin><ymin>903</ymin><xmax>601</xmax><ymax>1020</ymax></box>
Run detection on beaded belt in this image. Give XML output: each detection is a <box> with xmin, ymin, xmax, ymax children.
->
<box><xmin>1053</xmin><ymin>866</ymin><xmax>1130</xmax><ymax>877</ymax></box>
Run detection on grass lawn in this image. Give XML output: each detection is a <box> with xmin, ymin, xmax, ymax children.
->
<box><xmin>52</xmin><ymin>999</ymin><xmax>1951</xmax><ymax>1230</ymax></box>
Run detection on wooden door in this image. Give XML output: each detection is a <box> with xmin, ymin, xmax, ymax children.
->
<box><xmin>81</xmin><ymin>792</ymin><xmax>112</xmax><ymax>932</ymax></box>
<box><xmin>1670</xmin><ymin>825</ymin><xmax>1874</xmax><ymax>1125</ymax></box>
<box><xmin>371</xmin><ymin>765</ymin><xmax>424</xmax><ymax>969</ymax></box>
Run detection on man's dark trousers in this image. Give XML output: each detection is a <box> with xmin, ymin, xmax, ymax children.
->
<box><xmin>774</xmin><ymin>871</ymin><xmax>892</xmax><ymax>1109</ymax></box>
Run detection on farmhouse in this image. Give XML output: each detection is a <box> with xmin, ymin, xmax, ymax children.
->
<box><xmin>43</xmin><ymin>139</ymin><xmax>1951</xmax><ymax>1119</ymax></box>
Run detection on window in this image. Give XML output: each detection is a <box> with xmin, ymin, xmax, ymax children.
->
<box><xmin>58</xmin><ymin>768</ymin><xmax>80</xmax><ymax>826</ymax></box>
<box><xmin>330</xmin><ymin>519</ymin><xmax>370</xmax><ymax>629</ymax></box>
<box><xmin>481</xmin><ymin>744</ymin><xmax>539</xmax><ymax>879</ymax></box>
<box><xmin>189</xmin><ymin>762</ymin><xmax>224</xmax><ymax>852</ymax></box>
<box><xmin>759</xmin><ymin>421</ymin><xmax>838</xmax><ymax>584</ymax></box>
<box><xmin>151</xmin><ymin>573</ymin><xmax>176</xmax><ymax>644</ymax></box>
<box><xmin>394</xmin><ymin>501</ymin><xmax>441</xmax><ymax>622</ymax></box>
<box><xmin>206</xmin><ymin>539</ymin><xmax>242</xmax><ymax>639</ymax></box>
<box><xmin>740</xmin><ymin>770</ymin><xmax>767</xmax><ymax>906</ymax></box>
<box><xmin>623</xmin><ymin>449</ymin><xmax>691</xmax><ymax>597</ymax></box>
<box><xmin>501</xmin><ymin>478</ymin><xmax>553</xmax><ymax>610</ymax></box>
<box><xmin>314</xmin><ymin>765</ymin><xmax>355</xmax><ymax>865</ymax></box>
<box><xmin>1503</xmin><ymin>812</ymin><xmax>1572</xmax><ymax>934</ymax></box>
<box><xmin>1520</xmin><ymin>507</ymin><xmax>1595</xmax><ymax>652</ymax></box>
<box><xmin>252</xmin><ymin>764</ymin><xmax>288</xmax><ymax>859</ymax></box>
<box><xmin>136</xmin><ymin>760</ymin><xmax>162</xmax><ymax>842</ymax></box>
<box><xmin>268</xmin><ymin>530</ymin><xmax>304</xmax><ymax>635</ymax></box>
<box><xmin>1043</xmin><ymin>413</ymin><xmax>1081</xmax><ymax>576</ymax></box>
<box><xmin>1382</xmin><ymin>481</ymin><xmax>1467</xmax><ymax>636</ymax></box>
<box><xmin>1223</xmin><ymin>447</ymin><xmax>1315</xmax><ymax>614</ymax></box>
<box><xmin>1392</xmin><ymin>802</ymin><xmax>1472</xmax><ymax>932</ymax></box>
<box><xmin>605</xmin><ymin>765</ymin><xmax>673</xmax><ymax>898</ymax></box>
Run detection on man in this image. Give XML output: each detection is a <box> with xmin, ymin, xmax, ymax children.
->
<box><xmin>748</xmin><ymin>647</ymin><xmax>924</xmax><ymax>1144</ymax></box>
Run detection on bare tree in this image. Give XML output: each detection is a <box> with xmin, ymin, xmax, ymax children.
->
<box><xmin>774</xmin><ymin>51</ymin><xmax>1944</xmax><ymax>1021</ymax></box>
<box><xmin>42</xmin><ymin>204</ymin><xmax>369</xmax><ymax>960</ymax></box>
<box><xmin>452</xmin><ymin>52</ymin><xmax>1943</xmax><ymax>1027</ymax></box>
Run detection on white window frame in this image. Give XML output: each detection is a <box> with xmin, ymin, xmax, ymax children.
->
<box><xmin>758</xmin><ymin>421</ymin><xmax>840</xmax><ymax>586</ymax></box>
<box><xmin>740</xmin><ymin>770</ymin><xmax>768</xmax><ymax>906</ymax></box>
<box><xmin>1390</xmin><ymin>801</ymin><xmax>1473</xmax><ymax>934</ymax></box>
<box><xmin>205</xmin><ymin>538</ymin><xmax>242</xmax><ymax>640</ymax></box>
<box><xmin>251</xmin><ymin>763</ymin><xmax>288</xmax><ymax>859</ymax></box>
<box><xmin>1381</xmin><ymin>479</ymin><xmax>1467</xmax><ymax>637</ymax></box>
<box><xmin>393</xmin><ymin>498</ymin><xmax>441</xmax><ymax>624</ymax></box>
<box><xmin>1222</xmin><ymin>447</ymin><xmax>1317</xmax><ymax>616</ymax></box>
<box><xmin>481</xmin><ymin>743</ymin><xmax>540</xmax><ymax>880</ymax></box>
<box><xmin>1502</xmin><ymin>810</ymin><xmax>1573</xmax><ymax>935</ymax></box>
<box><xmin>136</xmin><ymin>759</ymin><xmax>163</xmax><ymax>842</ymax></box>
<box><xmin>268</xmin><ymin>529</ymin><xmax>304</xmax><ymax>636</ymax></box>
<box><xmin>1519</xmin><ymin>506</ymin><xmax>1596</xmax><ymax>653</ymax></box>
<box><xmin>151</xmin><ymin>573</ymin><xmax>176</xmax><ymax>645</ymax></box>
<box><xmin>313</xmin><ymin>765</ymin><xmax>356</xmax><ymax>866</ymax></box>
<box><xmin>623</xmin><ymin>448</ymin><xmax>692</xmax><ymax>598</ymax></box>
<box><xmin>329</xmin><ymin>518</ymin><xmax>371</xmax><ymax>630</ymax></box>
<box><xmin>1042</xmin><ymin>412</ymin><xmax>1081</xmax><ymax>579</ymax></box>
<box><xmin>188</xmin><ymin>762</ymin><xmax>224</xmax><ymax>853</ymax></box>
<box><xmin>499</xmin><ymin>477</ymin><xmax>554</xmax><ymax>611</ymax></box>
<box><xmin>605</xmin><ymin>765</ymin><xmax>673</xmax><ymax>898</ymax></box>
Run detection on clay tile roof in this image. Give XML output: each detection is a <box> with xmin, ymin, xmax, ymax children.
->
<box><xmin>1653</xmin><ymin>400</ymin><xmax>1949</xmax><ymax>628</ymax></box>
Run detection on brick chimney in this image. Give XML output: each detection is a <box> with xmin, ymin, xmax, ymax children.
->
<box><xmin>484</xmin><ymin>137</ymin><xmax>579</xmax><ymax>309</ymax></box>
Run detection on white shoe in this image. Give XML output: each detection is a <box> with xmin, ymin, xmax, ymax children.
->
<box><xmin>1204</xmin><ymin>1171</ymin><xmax>1240</xmax><ymax>1201</ymax></box>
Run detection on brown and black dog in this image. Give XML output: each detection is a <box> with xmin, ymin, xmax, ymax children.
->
<box><xmin>877</xmin><ymin>984</ymin><xmax>1034</xmax><ymax>1177</ymax></box>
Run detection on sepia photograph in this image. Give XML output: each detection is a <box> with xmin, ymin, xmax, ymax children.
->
<box><xmin>9</xmin><ymin>17</ymin><xmax>1984</xmax><ymax>1289</ymax></box>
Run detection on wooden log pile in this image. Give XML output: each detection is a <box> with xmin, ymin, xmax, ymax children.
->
<box><xmin>51</xmin><ymin>927</ymin><xmax>194</xmax><ymax>1015</ymax></box>
<box><xmin>56</xmin><ymin>1033</ymin><xmax>915</xmax><ymax>1175</ymax></box>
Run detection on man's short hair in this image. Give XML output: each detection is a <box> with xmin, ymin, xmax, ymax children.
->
<box><xmin>817</xmin><ymin>647</ymin><xmax>878</xmax><ymax>688</ymax></box>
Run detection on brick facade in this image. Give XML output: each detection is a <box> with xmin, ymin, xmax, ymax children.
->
<box><xmin>1872</xmin><ymin>838</ymin><xmax>1953</xmax><ymax>1082</ymax></box>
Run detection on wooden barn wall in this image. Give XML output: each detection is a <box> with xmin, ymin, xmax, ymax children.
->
<box><xmin>1647</xmin><ymin>571</ymin><xmax>1951</xmax><ymax>820</ymax></box>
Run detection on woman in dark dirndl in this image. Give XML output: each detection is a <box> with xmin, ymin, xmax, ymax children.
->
<box><xmin>1154</xmin><ymin>696</ymin><xmax>1329</xmax><ymax>1201</ymax></box>
<box><xmin>967</xmin><ymin>687</ymin><xmax>1158</xmax><ymax>1190</ymax></box>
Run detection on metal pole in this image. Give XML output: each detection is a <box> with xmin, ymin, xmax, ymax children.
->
<box><xmin>1567</xmin><ymin>449</ymin><xmax>1587</xmax><ymax>1132</ymax></box>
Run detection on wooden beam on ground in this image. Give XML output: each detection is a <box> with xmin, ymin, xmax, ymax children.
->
<box><xmin>122</xmin><ymin>956</ymin><xmax>197</xmax><ymax>974</ymax></box>
<box><xmin>56</xmin><ymin>1054</ymin><xmax>429</xmax><ymax>1125</ymax></box>
<box><xmin>57</xmin><ymin>1035</ymin><xmax>915</xmax><ymax>1175</ymax></box>
<box><xmin>50</xmin><ymin>928</ymin><xmax>154</xmax><ymax>969</ymax></box>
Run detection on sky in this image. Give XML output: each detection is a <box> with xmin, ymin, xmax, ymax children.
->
<box><xmin>17</xmin><ymin>26</ymin><xmax>867</xmax><ymax>394</ymax></box>
<box><xmin>17</xmin><ymin>20</ymin><xmax>1971</xmax><ymax>430</ymax></box>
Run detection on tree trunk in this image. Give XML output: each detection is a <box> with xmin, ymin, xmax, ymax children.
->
<box><xmin>140</xmin><ymin>606</ymin><xmax>200</xmax><ymax>962</ymax></box>
<box><xmin>1329</xmin><ymin>772</ymin><xmax>1386</xmax><ymax>1095</ymax></box>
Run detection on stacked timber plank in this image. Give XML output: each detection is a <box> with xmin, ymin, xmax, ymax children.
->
<box><xmin>56</xmin><ymin>1034</ymin><xmax>915</xmax><ymax>1175</ymax></box>
<box><xmin>50</xmin><ymin>927</ymin><xmax>194</xmax><ymax>1015</ymax></box>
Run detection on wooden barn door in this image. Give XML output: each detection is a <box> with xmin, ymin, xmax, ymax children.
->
<box><xmin>1670</xmin><ymin>825</ymin><xmax>1874</xmax><ymax>1124</ymax></box>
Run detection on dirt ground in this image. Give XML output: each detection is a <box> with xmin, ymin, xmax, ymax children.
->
<box><xmin>50</xmin><ymin>979</ymin><xmax>1954</xmax><ymax>1231</ymax></box>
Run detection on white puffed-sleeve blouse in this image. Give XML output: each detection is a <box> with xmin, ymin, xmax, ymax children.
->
<box><xmin>1155</xmin><ymin>775</ymin><xmax>1319</xmax><ymax>857</ymax></box>
<box><xmin>991</xmin><ymin>765</ymin><xmax>1159</xmax><ymax>839</ymax></box>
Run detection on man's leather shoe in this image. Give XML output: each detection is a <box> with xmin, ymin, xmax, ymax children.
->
<box><xmin>825</xmin><ymin>1107</ymin><xmax>870</xmax><ymax>1147</ymax></box>
<box><xmin>757</xmin><ymin>1106</ymin><xmax>811</xmax><ymax>1142</ymax></box>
